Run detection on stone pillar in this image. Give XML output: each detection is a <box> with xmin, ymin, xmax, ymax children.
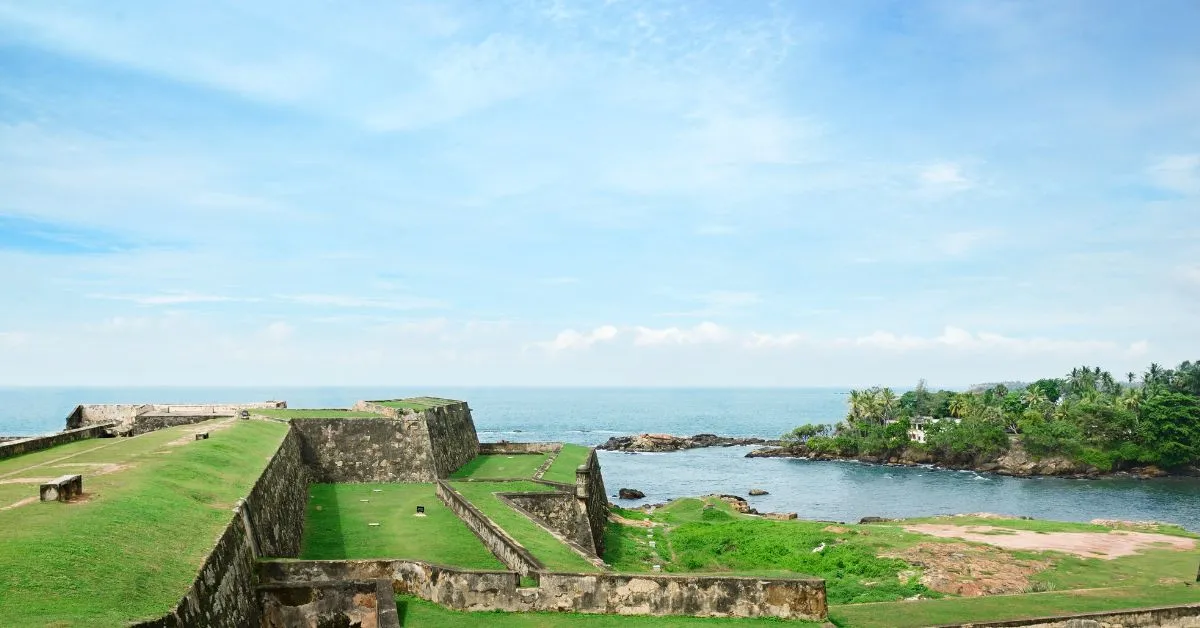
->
<box><xmin>575</xmin><ymin>466</ymin><xmax>590</xmax><ymax>499</ymax></box>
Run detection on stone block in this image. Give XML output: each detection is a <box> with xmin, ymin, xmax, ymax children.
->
<box><xmin>196</xmin><ymin>432</ymin><xmax>209</xmax><ymax>440</ymax></box>
<box><xmin>40</xmin><ymin>474</ymin><xmax>82</xmax><ymax>502</ymax></box>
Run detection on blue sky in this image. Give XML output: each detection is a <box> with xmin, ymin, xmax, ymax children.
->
<box><xmin>0</xmin><ymin>1</ymin><xmax>1197</xmax><ymax>387</ymax></box>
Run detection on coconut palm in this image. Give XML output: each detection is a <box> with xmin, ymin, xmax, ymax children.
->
<box><xmin>948</xmin><ymin>395</ymin><xmax>968</xmax><ymax>419</ymax></box>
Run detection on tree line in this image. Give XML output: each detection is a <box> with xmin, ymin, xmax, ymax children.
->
<box><xmin>784</xmin><ymin>360</ymin><xmax>1200</xmax><ymax>471</ymax></box>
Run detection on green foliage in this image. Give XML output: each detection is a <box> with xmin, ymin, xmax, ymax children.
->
<box><xmin>924</xmin><ymin>417</ymin><xmax>1009</xmax><ymax>464</ymax></box>
<box><xmin>1137</xmin><ymin>391</ymin><xmax>1200</xmax><ymax>468</ymax></box>
<box><xmin>543</xmin><ymin>444</ymin><xmax>592</xmax><ymax>484</ymax></box>
<box><xmin>1021</xmin><ymin>419</ymin><xmax>1084</xmax><ymax>457</ymax></box>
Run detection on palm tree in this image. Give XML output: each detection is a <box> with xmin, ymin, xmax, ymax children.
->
<box><xmin>1021</xmin><ymin>388</ymin><xmax>1048</xmax><ymax>413</ymax></box>
<box><xmin>1146</xmin><ymin>363</ymin><xmax>1164</xmax><ymax>388</ymax></box>
<box><xmin>948</xmin><ymin>395</ymin><xmax>967</xmax><ymax>419</ymax></box>
<box><xmin>847</xmin><ymin>389</ymin><xmax>873</xmax><ymax>424</ymax></box>
<box><xmin>1126</xmin><ymin>372</ymin><xmax>1137</xmax><ymax>385</ymax></box>
<box><xmin>1117</xmin><ymin>387</ymin><xmax>1142</xmax><ymax>412</ymax></box>
<box><xmin>876</xmin><ymin>387</ymin><xmax>898</xmax><ymax>422</ymax></box>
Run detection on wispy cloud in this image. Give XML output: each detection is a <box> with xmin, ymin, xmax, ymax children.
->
<box><xmin>539</xmin><ymin>325</ymin><xmax>618</xmax><ymax>352</ymax></box>
<box><xmin>276</xmin><ymin>294</ymin><xmax>448</xmax><ymax>310</ymax></box>
<box><xmin>938</xmin><ymin>229</ymin><xmax>1002</xmax><ymax>256</ymax></box>
<box><xmin>1148</xmin><ymin>154</ymin><xmax>1200</xmax><ymax>195</ymax></box>
<box><xmin>91</xmin><ymin>292</ymin><xmax>251</xmax><ymax>306</ymax></box>
<box><xmin>634</xmin><ymin>322</ymin><xmax>728</xmax><ymax>346</ymax></box>
<box><xmin>847</xmin><ymin>326</ymin><xmax>1137</xmax><ymax>354</ymax></box>
<box><xmin>917</xmin><ymin>162</ymin><xmax>974</xmax><ymax>197</ymax></box>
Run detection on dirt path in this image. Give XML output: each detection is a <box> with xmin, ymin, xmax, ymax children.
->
<box><xmin>166</xmin><ymin>417</ymin><xmax>236</xmax><ymax>446</ymax></box>
<box><xmin>904</xmin><ymin>524</ymin><xmax>1196</xmax><ymax>559</ymax></box>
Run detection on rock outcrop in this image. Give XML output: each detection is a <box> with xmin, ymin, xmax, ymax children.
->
<box><xmin>599</xmin><ymin>433</ymin><xmax>781</xmax><ymax>452</ymax></box>
<box><xmin>617</xmin><ymin>488</ymin><xmax>645</xmax><ymax>500</ymax></box>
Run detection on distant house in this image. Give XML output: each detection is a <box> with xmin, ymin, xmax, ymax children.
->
<box><xmin>887</xmin><ymin>416</ymin><xmax>961</xmax><ymax>444</ymax></box>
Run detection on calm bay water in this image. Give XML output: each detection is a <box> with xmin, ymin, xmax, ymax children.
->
<box><xmin>3</xmin><ymin>386</ymin><xmax>1198</xmax><ymax>530</ymax></box>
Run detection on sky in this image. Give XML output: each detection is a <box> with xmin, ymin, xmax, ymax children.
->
<box><xmin>0</xmin><ymin>0</ymin><xmax>1198</xmax><ymax>387</ymax></box>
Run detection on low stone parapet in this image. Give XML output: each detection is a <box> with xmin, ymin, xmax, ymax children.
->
<box><xmin>256</xmin><ymin>559</ymin><xmax>828</xmax><ymax>621</ymax></box>
<box><xmin>480</xmin><ymin>442</ymin><xmax>562</xmax><ymax>454</ymax></box>
<box><xmin>0</xmin><ymin>423</ymin><xmax>116</xmax><ymax>460</ymax></box>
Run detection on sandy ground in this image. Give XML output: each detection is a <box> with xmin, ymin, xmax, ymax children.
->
<box><xmin>883</xmin><ymin>542</ymin><xmax>1052</xmax><ymax>596</ymax></box>
<box><xmin>904</xmin><ymin>524</ymin><xmax>1196</xmax><ymax>559</ymax></box>
<box><xmin>166</xmin><ymin>417</ymin><xmax>236</xmax><ymax>446</ymax></box>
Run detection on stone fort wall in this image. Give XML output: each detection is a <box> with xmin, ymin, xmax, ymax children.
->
<box><xmin>291</xmin><ymin>402</ymin><xmax>479</xmax><ymax>482</ymax></box>
<box><xmin>0</xmin><ymin>423</ymin><xmax>116</xmax><ymax>461</ymax></box>
<box><xmin>132</xmin><ymin>426</ymin><xmax>309</xmax><ymax>627</ymax></box>
<box><xmin>257</xmin><ymin>558</ymin><xmax>829</xmax><ymax>621</ymax></box>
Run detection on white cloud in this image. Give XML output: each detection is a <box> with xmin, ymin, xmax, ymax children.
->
<box><xmin>634</xmin><ymin>322</ymin><xmax>728</xmax><ymax>346</ymax></box>
<box><xmin>938</xmin><ymin>229</ymin><xmax>1001</xmax><ymax>256</ymax></box>
<box><xmin>263</xmin><ymin>321</ymin><xmax>295</xmax><ymax>342</ymax></box>
<box><xmin>745</xmin><ymin>332</ymin><xmax>806</xmax><ymax>348</ymax></box>
<box><xmin>91</xmin><ymin>292</ymin><xmax>248</xmax><ymax>305</ymax></box>
<box><xmin>917</xmin><ymin>162</ymin><xmax>974</xmax><ymax>197</ymax></box>
<box><xmin>1148</xmin><ymin>154</ymin><xmax>1200</xmax><ymax>195</ymax></box>
<box><xmin>849</xmin><ymin>326</ymin><xmax>1126</xmax><ymax>354</ymax></box>
<box><xmin>0</xmin><ymin>331</ymin><xmax>29</xmax><ymax>347</ymax></box>
<box><xmin>540</xmin><ymin>325</ymin><xmax>619</xmax><ymax>352</ymax></box>
<box><xmin>277</xmin><ymin>294</ymin><xmax>447</xmax><ymax>310</ymax></box>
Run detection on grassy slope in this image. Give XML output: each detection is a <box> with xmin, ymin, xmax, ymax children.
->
<box><xmin>374</xmin><ymin>397</ymin><xmax>460</xmax><ymax>411</ymax></box>
<box><xmin>830</xmin><ymin>585</ymin><xmax>1200</xmax><ymax>628</ymax></box>
<box><xmin>396</xmin><ymin>595</ymin><xmax>823</xmax><ymax>626</ymax></box>
<box><xmin>452</xmin><ymin>454</ymin><xmax>549</xmax><ymax>480</ymax></box>
<box><xmin>251</xmin><ymin>408</ymin><xmax>384</xmax><ymax>419</ymax></box>
<box><xmin>301</xmin><ymin>483</ymin><xmax>503</xmax><ymax>569</ymax></box>
<box><xmin>542</xmin><ymin>443</ymin><xmax>591</xmax><ymax>484</ymax></box>
<box><xmin>450</xmin><ymin>481</ymin><xmax>598</xmax><ymax>572</ymax></box>
<box><xmin>0</xmin><ymin>419</ymin><xmax>288</xmax><ymax>628</ymax></box>
<box><xmin>606</xmin><ymin>499</ymin><xmax>928</xmax><ymax>604</ymax></box>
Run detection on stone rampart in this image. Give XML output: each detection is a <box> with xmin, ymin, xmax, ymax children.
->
<box><xmin>256</xmin><ymin>559</ymin><xmax>828</xmax><ymax>621</ymax></box>
<box><xmin>291</xmin><ymin>418</ymin><xmax>437</xmax><ymax>482</ymax></box>
<box><xmin>931</xmin><ymin>602</ymin><xmax>1200</xmax><ymax>627</ymax></box>
<box><xmin>67</xmin><ymin>404</ymin><xmax>142</xmax><ymax>429</ymax></box>
<box><xmin>260</xmin><ymin>579</ymin><xmax>399</xmax><ymax>628</ymax></box>
<box><xmin>424</xmin><ymin>402</ymin><xmax>479</xmax><ymax>477</ymax></box>
<box><xmin>0</xmin><ymin>423</ymin><xmax>116</xmax><ymax>460</ymax></box>
<box><xmin>498</xmin><ymin>491</ymin><xmax>598</xmax><ymax>556</ymax></box>
<box><xmin>575</xmin><ymin>449</ymin><xmax>609</xmax><ymax>555</ymax></box>
<box><xmin>131</xmin><ymin>423</ymin><xmax>308</xmax><ymax>627</ymax></box>
<box><xmin>435</xmin><ymin>480</ymin><xmax>544</xmax><ymax>576</ymax></box>
<box><xmin>67</xmin><ymin>402</ymin><xmax>284</xmax><ymax>432</ymax></box>
<box><xmin>480</xmin><ymin>442</ymin><xmax>562</xmax><ymax>454</ymax></box>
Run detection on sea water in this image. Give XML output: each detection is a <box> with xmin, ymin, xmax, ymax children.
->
<box><xmin>3</xmin><ymin>386</ymin><xmax>1198</xmax><ymax>530</ymax></box>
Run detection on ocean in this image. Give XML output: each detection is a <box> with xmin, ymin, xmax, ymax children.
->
<box><xmin>4</xmin><ymin>386</ymin><xmax>1198</xmax><ymax>530</ymax></box>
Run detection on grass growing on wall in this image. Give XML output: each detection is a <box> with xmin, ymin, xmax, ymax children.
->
<box><xmin>0</xmin><ymin>419</ymin><xmax>289</xmax><ymax>628</ymax></box>
<box><xmin>452</xmin><ymin>454</ymin><xmax>550</xmax><ymax>480</ymax></box>
<box><xmin>450</xmin><ymin>481</ymin><xmax>599</xmax><ymax>572</ymax></box>
<box><xmin>301</xmin><ymin>483</ymin><xmax>504</xmax><ymax>569</ymax></box>
<box><xmin>373</xmin><ymin>397</ymin><xmax>460</xmax><ymax>411</ymax></box>
<box><xmin>251</xmin><ymin>408</ymin><xmax>385</xmax><ymax>419</ymax></box>
<box><xmin>541</xmin><ymin>443</ymin><xmax>592</xmax><ymax>484</ymax></box>
<box><xmin>395</xmin><ymin>595</ymin><xmax>825</xmax><ymax>626</ymax></box>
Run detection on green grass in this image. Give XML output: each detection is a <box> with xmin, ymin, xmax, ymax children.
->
<box><xmin>300</xmin><ymin>483</ymin><xmax>504</xmax><ymax>568</ymax></box>
<box><xmin>542</xmin><ymin>443</ymin><xmax>591</xmax><ymax>484</ymax></box>
<box><xmin>829</xmin><ymin>584</ymin><xmax>1200</xmax><ymax>627</ymax></box>
<box><xmin>251</xmin><ymin>408</ymin><xmax>385</xmax><ymax>419</ymax></box>
<box><xmin>452</xmin><ymin>454</ymin><xmax>549</xmax><ymax>480</ymax></box>
<box><xmin>0</xmin><ymin>419</ymin><xmax>289</xmax><ymax>628</ymax></box>
<box><xmin>395</xmin><ymin>595</ymin><xmax>824</xmax><ymax>626</ymax></box>
<box><xmin>373</xmin><ymin>397</ymin><xmax>460</xmax><ymax>411</ymax></box>
<box><xmin>450</xmin><ymin>481</ymin><xmax>599</xmax><ymax>572</ymax></box>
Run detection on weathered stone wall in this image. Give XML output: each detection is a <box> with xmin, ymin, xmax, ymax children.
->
<box><xmin>131</xmin><ymin>423</ymin><xmax>309</xmax><ymax>627</ymax></box>
<box><xmin>0</xmin><ymin>423</ymin><xmax>116</xmax><ymax>460</ymax></box>
<box><xmin>499</xmin><ymin>491</ymin><xmax>598</xmax><ymax>555</ymax></box>
<box><xmin>131</xmin><ymin>413</ymin><xmax>231</xmax><ymax>436</ymax></box>
<box><xmin>245</xmin><ymin>427</ymin><xmax>309</xmax><ymax>557</ymax></box>
<box><xmin>480</xmin><ymin>442</ymin><xmax>562</xmax><ymax>454</ymax></box>
<box><xmin>66</xmin><ymin>404</ymin><xmax>142</xmax><ymax>429</ymax></box>
<box><xmin>256</xmin><ymin>559</ymin><xmax>828</xmax><ymax>621</ymax></box>
<box><xmin>424</xmin><ymin>402</ymin><xmax>480</xmax><ymax>477</ymax></box>
<box><xmin>931</xmin><ymin>603</ymin><xmax>1200</xmax><ymax>627</ymax></box>
<box><xmin>260</xmin><ymin>579</ymin><xmax>399</xmax><ymax>628</ymax></box>
<box><xmin>435</xmin><ymin>480</ymin><xmax>544</xmax><ymax>576</ymax></box>
<box><xmin>575</xmin><ymin>449</ymin><xmax>609</xmax><ymax>555</ymax></box>
<box><xmin>291</xmin><ymin>418</ymin><xmax>438</xmax><ymax>483</ymax></box>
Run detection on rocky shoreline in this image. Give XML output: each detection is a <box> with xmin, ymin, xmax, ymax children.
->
<box><xmin>745</xmin><ymin>443</ymin><xmax>1192</xmax><ymax>480</ymax></box>
<box><xmin>598</xmin><ymin>433</ymin><xmax>781</xmax><ymax>452</ymax></box>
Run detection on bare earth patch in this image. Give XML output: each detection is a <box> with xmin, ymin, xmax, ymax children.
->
<box><xmin>904</xmin><ymin>524</ymin><xmax>1196</xmax><ymax>559</ymax></box>
<box><xmin>0</xmin><ymin>496</ymin><xmax>39</xmax><ymax>511</ymax></box>
<box><xmin>883</xmin><ymin>542</ymin><xmax>1051</xmax><ymax>596</ymax></box>
<box><xmin>166</xmin><ymin>418</ymin><xmax>236</xmax><ymax>446</ymax></box>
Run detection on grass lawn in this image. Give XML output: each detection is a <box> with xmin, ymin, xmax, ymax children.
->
<box><xmin>0</xmin><ymin>419</ymin><xmax>289</xmax><ymax>628</ymax></box>
<box><xmin>452</xmin><ymin>454</ymin><xmax>549</xmax><ymax>480</ymax></box>
<box><xmin>606</xmin><ymin>498</ymin><xmax>927</xmax><ymax>604</ymax></box>
<box><xmin>541</xmin><ymin>443</ymin><xmax>591</xmax><ymax>484</ymax></box>
<box><xmin>829</xmin><ymin>584</ymin><xmax>1200</xmax><ymax>627</ymax></box>
<box><xmin>395</xmin><ymin>595</ymin><xmax>824</xmax><ymax>626</ymax></box>
<box><xmin>301</xmin><ymin>483</ymin><xmax>504</xmax><ymax>569</ymax></box>
<box><xmin>251</xmin><ymin>408</ymin><xmax>385</xmax><ymax>419</ymax></box>
<box><xmin>450</xmin><ymin>481</ymin><xmax>599</xmax><ymax>572</ymax></box>
<box><xmin>374</xmin><ymin>397</ymin><xmax>460</xmax><ymax>411</ymax></box>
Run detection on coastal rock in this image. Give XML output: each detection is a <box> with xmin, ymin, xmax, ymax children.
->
<box><xmin>599</xmin><ymin>433</ymin><xmax>781</xmax><ymax>453</ymax></box>
<box><xmin>859</xmin><ymin>516</ymin><xmax>895</xmax><ymax>524</ymax></box>
<box><xmin>708</xmin><ymin>494</ymin><xmax>759</xmax><ymax>515</ymax></box>
<box><xmin>617</xmin><ymin>488</ymin><xmax>645</xmax><ymax>500</ymax></box>
<box><xmin>748</xmin><ymin>488</ymin><xmax>769</xmax><ymax>496</ymax></box>
<box><xmin>762</xmin><ymin>512</ymin><xmax>797</xmax><ymax>521</ymax></box>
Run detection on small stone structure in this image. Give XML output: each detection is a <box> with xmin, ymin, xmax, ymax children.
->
<box><xmin>195</xmin><ymin>432</ymin><xmax>209</xmax><ymax>441</ymax></box>
<box><xmin>40</xmin><ymin>474</ymin><xmax>83</xmax><ymax>502</ymax></box>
